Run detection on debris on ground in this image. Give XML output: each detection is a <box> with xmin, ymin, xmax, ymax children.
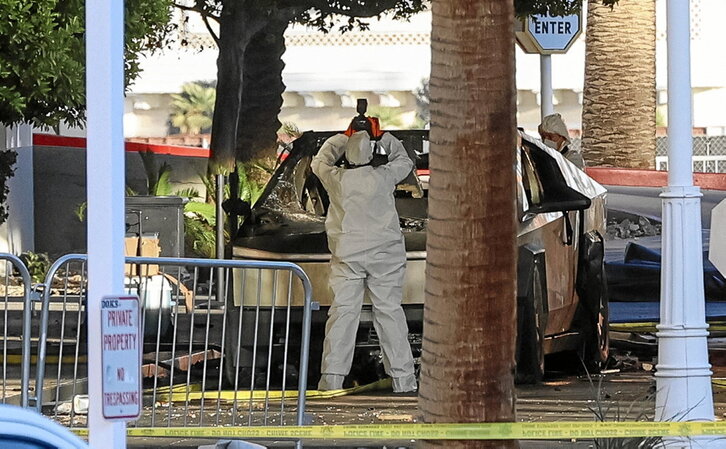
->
<box><xmin>606</xmin><ymin>215</ymin><xmax>661</xmax><ymax>240</ymax></box>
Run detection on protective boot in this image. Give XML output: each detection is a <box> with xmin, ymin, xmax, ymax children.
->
<box><xmin>392</xmin><ymin>374</ymin><xmax>418</xmax><ymax>393</ymax></box>
<box><xmin>318</xmin><ymin>374</ymin><xmax>345</xmax><ymax>391</ymax></box>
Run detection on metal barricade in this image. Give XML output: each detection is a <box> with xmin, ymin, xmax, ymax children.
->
<box><xmin>35</xmin><ymin>255</ymin><xmax>313</xmax><ymax>428</ymax></box>
<box><xmin>0</xmin><ymin>253</ymin><xmax>34</xmax><ymax>408</ymax></box>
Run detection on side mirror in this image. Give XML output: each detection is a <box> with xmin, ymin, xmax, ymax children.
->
<box><xmin>527</xmin><ymin>194</ymin><xmax>591</xmax><ymax>215</ymax></box>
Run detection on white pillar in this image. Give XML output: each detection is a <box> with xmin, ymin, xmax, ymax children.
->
<box><xmin>656</xmin><ymin>0</ymin><xmax>720</xmax><ymax>446</ymax></box>
<box><xmin>2</xmin><ymin>124</ymin><xmax>34</xmax><ymax>254</ymax></box>
<box><xmin>86</xmin><ymin>0</ymin><xmax>126</xmax><ymax>448</ymax></box>
<box><xmin>540</xmin><ymin>54</ymin><xmax>553</xmax><ymax>118</ymax></box>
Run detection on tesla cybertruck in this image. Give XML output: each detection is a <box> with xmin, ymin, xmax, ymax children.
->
<box><xmin>227</xmin><ymin>130</ymin><xmax>608</xmax><ymax>385</ymax></box>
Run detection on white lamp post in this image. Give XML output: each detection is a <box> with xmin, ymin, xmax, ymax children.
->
<box><xmin>86</xmin><ymin>0</ymin><xmax>127</xmax><ymax>447</ymax></box>
<box><xmin>655</xmin><ymin>0</ymin><xmax>721</xmax><ymax>446</ymax></box>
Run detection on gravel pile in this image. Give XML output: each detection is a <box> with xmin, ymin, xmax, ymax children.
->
<box><xmin>606</xmin><ymin>215</ymin><xmax>661</xmax><ymax>240</ymax></box>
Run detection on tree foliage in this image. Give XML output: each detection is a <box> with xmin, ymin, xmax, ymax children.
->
<box><xmin>175</xmin><ymin>0</ymin><xmax>428</xmax><ymax>173</ymax></box>
<box><xmin>515</xmin><ymin>0</ymin><xmax>618</xmax><ymax>17</ymax></box>
<box><xmin>0</xmin><ymin>0</ymin><xmax>174</xmax><ymax>129</ymax></box>
<box><xmin>0</xmin><ymin>0</ymin><xmax>173</xmax><ymax>226</ymax></box>
<box><xmin>170</xmin><ymin>81</ymin><xmax>216</xmax><ymax>134</ymax></box>
<box><xmin>178</xmin><ymin>0</ymin><xmax>621</xmax><ymax>172</ymax></box>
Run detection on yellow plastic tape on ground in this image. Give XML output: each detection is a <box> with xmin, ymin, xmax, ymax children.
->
<box><xmin>610</xmin><ymin>321</ymin><xmax>726</xmax><ymax>333</ymax></box>
<box><xmin>0</xmin><ymin>354</ymin><xmax>87</xmax><ymax>365</ymax></box>
<box><xmin>71</xmin><ymin>421</ymin><xmax>726</xmax><ymax>440</ymax></box>
<box><xmin>150</xmin><ymin>378</ymin><xmax>392</xmax><ymax>403</ymax></box>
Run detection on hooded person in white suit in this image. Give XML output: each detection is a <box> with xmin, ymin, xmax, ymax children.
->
<box><xmin>311</xmin><ymin>130</ymin><xmax>417</xmax><ymax>393</ymax></box>
<box><xmin>539</xmin><ymin>113</ymin><xmax>585</xmax><ymax>169</ymax></box>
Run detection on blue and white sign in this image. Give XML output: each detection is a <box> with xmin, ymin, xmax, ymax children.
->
<box><xmin>515</xmin><ymin>12</ymin><xmax>582</xmax><ymax>54</ymax></box>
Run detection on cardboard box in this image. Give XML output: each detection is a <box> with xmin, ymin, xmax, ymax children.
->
<box><xmin>124</xmin><ymin>236</ymin><xmax>161</xmax><ymax>276</ymax></box>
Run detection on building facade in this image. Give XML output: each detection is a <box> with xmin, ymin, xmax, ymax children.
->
<box><xmin>119</xmin><ymin>0</ymin><xmax>726</xmax><ymax>139</ymax></box>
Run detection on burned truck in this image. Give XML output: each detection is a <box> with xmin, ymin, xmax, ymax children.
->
<box><xmin>227</xmin><ymin>130</ymin><xmax>608</xmax><ymax>385</ymax></box>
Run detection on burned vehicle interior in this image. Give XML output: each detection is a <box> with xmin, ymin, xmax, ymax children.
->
<box><xmin>231</xmin><ymin>129</ymin><xmax>608</xmax><ymax>385</ymax></box>
<box><xmin>236</xmin><ymin>131</ymin><xmax>429</xmax><ymax>255</ymax></box>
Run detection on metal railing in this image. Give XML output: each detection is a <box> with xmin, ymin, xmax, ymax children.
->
<box><xmin>568</xmin><ymin>136</ymin><xmax>726</xmax><ymax>173</ymax></box>
<box><xmin>0</xmin><ymin>254</ymin><xmax>33</xmax><ymax>409</ymax></box>
<box><xmin>21</xmin><ymin>254</ymin><xmax>313</xmax><ymax>428</ymax></box>
<box><xmin>655</xmin><ymin>155</ymin><xmax>726</xmax><ymax>173</ymax></box>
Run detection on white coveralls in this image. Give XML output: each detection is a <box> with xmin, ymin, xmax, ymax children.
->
<box><xmin>311</xmin><ymin>131</ymin><xmax>417</xmax><ymax>393</ymax></box>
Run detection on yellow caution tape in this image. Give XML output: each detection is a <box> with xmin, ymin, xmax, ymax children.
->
<box><xmin>150</xmin><ymin>378</ymin><xmax>392</xmax><ymax>403</ymax></box>
<box><xmin>0</xmin><ymin>354</ymin><xmax>87</xmax><ymax>365</ymax></box>
<box><xmin>70</xmin><ymin>421</ymin><xmax>726</xmax><ymax>440</ymax></box>
<box><xmin>610</xmin><ymin>321</ymin><xmax>726</xmax><ymax>333</ymax></box>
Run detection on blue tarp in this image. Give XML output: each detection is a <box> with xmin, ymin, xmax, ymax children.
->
<box><xmin>610</xmin><ymin>301</ymin><xmax>726</xmax><ymax>323</ymax></box>
<box><xmin>606</xmin><ymin>242</ymin><xmax>726</xmax><ymax>302</ymax></box>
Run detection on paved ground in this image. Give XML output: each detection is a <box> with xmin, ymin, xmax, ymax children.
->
<box><xmin>118</xmin><ymin>335</ymin><xmax>726</xmax><ymax>448</ymax></box>
<box><xmin>605</xmin><ymin>185</ymin><xmax>726</xmax><ymax>230</ymax></box>
<box><xmin>122</xmin><ymin>370</ymin><xmax>658</xmax><ymax>448</ymax></box>
<box><xmin>8</xmin><ymin>324</ymin><xmax>726</xmax><ymax>448</ymax></box>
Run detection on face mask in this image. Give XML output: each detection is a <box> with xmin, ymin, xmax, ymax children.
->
<box><xmin>544</xmin><ymin>139</ymin><xmax>560</xmax><ymax>150</ymax></box>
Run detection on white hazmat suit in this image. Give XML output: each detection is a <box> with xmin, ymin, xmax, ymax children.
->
<box><xmin>311</xmin><ymin>130</ymin><xmax>417</xmax><ymax>393</ymax></box>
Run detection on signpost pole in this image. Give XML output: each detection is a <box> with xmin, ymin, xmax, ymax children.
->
<box><xmin>515</xmin><ymin>11</ymin><xmax>581</xmax><ymax>123</ymax></box>
<box><xmin>86</xmin><ymin>0</ymin><xmax>127</xmax><ymax>447</ymax></box>
<box><xmin>540</xmin><ymin>54</ymin><xmax>554</xmax><ymax>118</ymax></box>
<box><xmin>656</xmin><ymin>0</ymin><xmax>719</xmax><ymax>445</ymax></box>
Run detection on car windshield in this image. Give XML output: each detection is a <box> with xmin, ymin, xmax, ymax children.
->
<box><xmin>252</xmin><ymin>131</ymin><xmax>430</xmax><ymax>232</ymax></box>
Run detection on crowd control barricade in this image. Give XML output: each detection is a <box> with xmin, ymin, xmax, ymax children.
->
<box><xmin>0</xmin><ymin>253</ymin><xmax>34</xmax><ymax>409</ymax></box>
<box><xmin>35</xmin><ymin>254</ymin><xmax>313</xmax><ymax>429</ymax></box>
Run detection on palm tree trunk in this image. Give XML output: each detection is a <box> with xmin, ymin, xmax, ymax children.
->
<box><xmin>420</xmin><ymin>1</ymin><xmax>518</xmax><ymax>448</ymax></box>
<box><xmin>209</xmin><ymin>2</ymin><xmax>267</xmax><ymax>174</ymax></box>
<box><xmin>235</xmin><ymin>18</ymin><xmax>289</xmax><ymax>161</ymax></box>
<box><xmin>582</xmin><ymin>0</ymin><xmax>656</xmax><ymax>168</ymax></box>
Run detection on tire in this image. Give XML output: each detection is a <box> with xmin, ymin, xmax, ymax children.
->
<box><xmin>223</xmin><ymin>302</ymin><xmax>318</xmax><ymax>389</ymax></box>
<box><xmin>222</xmin><ymin>286</ymin><xmax>278</xmax><ymax>389</ymax></box>
<box><xmin>576</xmin><ymin>231</ymin><xmax>610</xmax><ymax>373</ymax></box>
<box><xmin>516</xmin><ymin>246</ymin><xmax>548</xmax><ymax>384</ymax></box>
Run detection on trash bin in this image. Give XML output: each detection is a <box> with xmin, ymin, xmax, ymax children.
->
<box><xmin>125</xmin><ymin>196</ymin><xmax>187</xmax><ymax>258</ymax></box>
<box><xmin>125</xmin><ymin>274</ymin><xmax>173</xmax><ymax>337</ymax></box>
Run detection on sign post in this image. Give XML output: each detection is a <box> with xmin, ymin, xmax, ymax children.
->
<box><xmin>86</xmin><ymin>0</ymin><xmax>127</xmax><ymax>447</ymax></box>
<box><xmin>540</xmin><ymin>55</ymin><xmax>554</xmax><ymax>117</ymax></box>
<box><xmin>101</xmin><ymin>296</ymin><xmax>142</xmax><ymax>421</ymax></box>
<box><xmin>515</xmin><ymin>11</ymin><xmax>582</xmax><ymax>121</ymax></box>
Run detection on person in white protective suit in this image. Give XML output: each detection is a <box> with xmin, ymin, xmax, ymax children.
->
<box><xmin>538</xmin><ymin>113</ymin><xmax>586</xmax><ymax>169</ymax></box>
<box><xmin>311</xmin><ymin>130</ymin><xmax>418</xmax><ymax>393</ymax></box>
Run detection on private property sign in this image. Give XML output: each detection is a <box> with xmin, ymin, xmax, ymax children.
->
<box><xmin>515</xmin><ymin>12</ymin><xmax>582</xmax><ymax>54</ymax></box>
<box><xmin>101</xmin><ymin>295</ymin><xmax>142</xmax><ymax>420</ymax></box>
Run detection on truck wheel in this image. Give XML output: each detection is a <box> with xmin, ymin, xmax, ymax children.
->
<box><xmin>588</xmin><ymin>293</ymin><xmax>609</xmax><ymax>368</ymax></box>
<box><xmin>577</xmin><ymin>231</ymin><xmax>610</xmax><ymax>372</ymax></box>
<box><xmin>223</xmin><ymin>306</ymin><xmax>276</xmax><ymax>389</ymax></box>
<box><xmin>516</xmin><ymin>247</ymin><xmax>548</xmax><ymax>384</ymax></box>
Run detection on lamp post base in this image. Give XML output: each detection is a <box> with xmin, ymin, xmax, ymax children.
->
<box><xmin>655</xmin><ymin>187</ymin><xmax>719</xmax><ymax>447</ymax></box>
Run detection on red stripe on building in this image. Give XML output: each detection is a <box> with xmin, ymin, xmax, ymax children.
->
<box><xmin>585</xmin><ymin>167</ymin><xmax>726</xmax><ymax>191</ymax></box>
<box><xmin>30</xmin><ymin>135</ymin><xmax>726</xmax><ymax>191</ymax></box>
<box><xmin>32</xmin><ymin>134</ymin><xmax>210</xmax><ymax>158</ymax></box>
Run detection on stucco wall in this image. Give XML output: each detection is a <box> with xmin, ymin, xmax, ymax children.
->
<box><xmin>33</xmin><ymin>145</ymin><xmax>208</xmax><ymax>257</ymax></box>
